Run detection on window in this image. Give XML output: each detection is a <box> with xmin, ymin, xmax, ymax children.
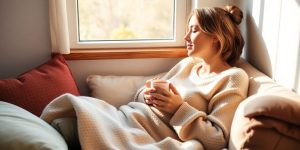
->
<box><xmin>66</xmin><ymin>0</ymin><xmax>188</xmax><ymax>49</ymax></box>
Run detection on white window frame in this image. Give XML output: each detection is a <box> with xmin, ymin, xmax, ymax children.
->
<box><xmin>66</xmin><ymin>0</ymin><xmax>188</xmax><ymax>49</ymax></box>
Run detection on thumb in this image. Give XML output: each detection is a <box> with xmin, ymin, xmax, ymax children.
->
<box><xmin>170</xmin><ymin>83</ymin><xmax>180</xmax><ymax>95</ymax></box>
<box><xmin>145</xmin><ymin>76</ymin><xmax>160</xmax><ymax>88</ymax></box>
<box><xmin>145</xmin><ymin>79</ymin><xmax>151</xmax><ymax>88</ymax></box>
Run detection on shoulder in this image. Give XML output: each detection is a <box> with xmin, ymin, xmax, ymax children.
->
<box><xmin>225</xmin><ymin>67</ymin><xmax>249</xmax><ymax>80</ymax></box>
<box><xmin>162</xmin><ymin>57</ymin><xmax>201</xmax><ymax>79</ymax></box>
<box><xmin>219</xmin><ymin>67</ymin><xmax>249</xmax><ymax>90</ymax></box>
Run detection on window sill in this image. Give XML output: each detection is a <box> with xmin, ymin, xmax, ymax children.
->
<box><xmin>62</xmin><ymin>47</ymin><xmax>187</xmax><ymax>60</ymax></box>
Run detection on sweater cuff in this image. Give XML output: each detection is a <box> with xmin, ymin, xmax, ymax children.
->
<box><xmin>170</xmin><ymin>102</ymin><xmax>206</xmax><ymax>127</ymax></box>
<box><xmin>133</xmin><ymin>86</ymin><xmax>145</xmax><ymax>103</ymax></box>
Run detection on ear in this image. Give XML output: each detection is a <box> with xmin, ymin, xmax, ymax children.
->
<box><xmin>212</xmin><ymin>36</ymin><xmax>219</xmax><ymax>43</ymax></box>
<box><xmin>211</xmin><ymin>36</ymin><xmax>220</xmax><ymax>50</ymax></box>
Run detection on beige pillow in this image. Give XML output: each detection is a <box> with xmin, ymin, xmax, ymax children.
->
<box><xmin>229</xmin><ymin>97</ymin><xmax>300</xmax><ymax>150</ymax></box>
<box><xmin>86</xmin><ymin>73</ymin><xmax>166</xmax><ymax>107</ymax></box>
<box><xmin>243</xmin><ymin>93</ymin><xmax>300</xmax><ymax>126</ymax></box>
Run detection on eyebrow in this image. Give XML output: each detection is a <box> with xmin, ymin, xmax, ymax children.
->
<box><xmin>189</xmin><ymin>25</ymin><xmax>199</xmax><ymax>29</ymax></box>
<box><xmin>186</xmin><ymin>25</ymin><xmax>200</xmax><ymax>32</ymax></box>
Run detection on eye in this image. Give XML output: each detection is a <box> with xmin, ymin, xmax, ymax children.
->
<box><xmin>192</xmin><ymin>29</ymin><xmax>198</xmax><ymax>33</ymax></box>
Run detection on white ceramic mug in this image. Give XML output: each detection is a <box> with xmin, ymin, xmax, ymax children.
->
<box><xmin>151</xmin><ymin>79</ymin><xmax>170</xmax><ymax>92</ymax></box>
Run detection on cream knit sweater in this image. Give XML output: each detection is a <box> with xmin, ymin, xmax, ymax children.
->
<box><xmin>135</xmin><ymin>57</ymin><xmax>249</xmax><ymax>149</ymax></box>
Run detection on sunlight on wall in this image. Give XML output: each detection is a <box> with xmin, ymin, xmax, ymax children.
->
<box><xmin>261</xmin><ymin>0</ymin><xmax>281</xmax><ymax>77</ymax></box>
<box><xmin>197</xmin><ymin>0</ymin><xmax>232</xmax><ymax>8</ymax></box>
<box><xmin>250</xmin><ymin>0</ymin><xmax>300</xmax><ymax>93</ymax></box>
<box><xmin>251</xmin><ymin>0</ymin><xmax>261</xmax><ymax>27</ymax></box>
<box><xmin>276</xmin><ymin>0</ymin><xmax>300</xmax><ymax>92</ymax></box>
<box><xmin>192</xmin><ymin>0</ymin><xmax>198</xmax><ymax>9</ymax></box>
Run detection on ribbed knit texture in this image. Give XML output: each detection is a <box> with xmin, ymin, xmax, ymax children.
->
<box><xmin>41</xmin><ymin>57</ymin><xmax>248</xmax><ymax>150</ymax></box>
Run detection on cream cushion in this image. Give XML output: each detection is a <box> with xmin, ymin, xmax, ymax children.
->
<box><xmin>86</xmin><ymin>72</ymin><xmax>165</xmax><ymax>107</ymax></box>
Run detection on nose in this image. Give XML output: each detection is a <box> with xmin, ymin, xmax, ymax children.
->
<box><xmin>184</xmin><ymin>32</ymin><xmax>191</xmax><ymax>42</ymax></box>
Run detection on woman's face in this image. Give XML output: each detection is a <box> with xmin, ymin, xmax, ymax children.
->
<box><xmin>184</xmin><ymin>15</ymin><xmax>218</xmax><ymax>60</ymax></box>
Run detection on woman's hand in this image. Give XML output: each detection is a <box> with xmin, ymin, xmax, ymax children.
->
<box><xmin>143</xmin><ymin>78</ymin><xmax>157</xmax><ymax>105</ymax></box>
<box><xmin>149</xmin><ymin>83</ymin><xmax>183</xmax><ymax>114</ymax></box>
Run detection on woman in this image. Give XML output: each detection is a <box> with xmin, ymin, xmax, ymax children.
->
<box><xmin>135</xmin><ymin>5</ymin><xmax>249</xmax><ymax>150</ymax></box>
<box><xmin>42</xmin><ymin>5</ymin><xmax>248</xmax><ymax>150</ymax></box>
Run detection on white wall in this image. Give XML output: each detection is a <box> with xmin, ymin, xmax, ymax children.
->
<box><xmin>0</xmin><ymin>0</ymin><xmax>51</xmax><ymax>78</ymax></box>
<box><xmin>243</xmin><ymin>0</ymin><xmax>300</xmax><ymax>93</ymax></box>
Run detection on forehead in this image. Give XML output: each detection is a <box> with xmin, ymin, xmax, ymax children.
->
<box><xmin>188</xmin><ymin>15</ymin><xmax>200</xmax><ymax>27</ymax></box>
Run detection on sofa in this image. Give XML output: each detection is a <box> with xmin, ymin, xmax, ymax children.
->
<box><xmin>0</xmin><ymin>55</ymin><xmax>300</xmax><ymax>150</ymax></box>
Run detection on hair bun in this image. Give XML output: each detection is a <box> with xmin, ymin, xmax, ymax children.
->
<box><xmin>224</xmin><ymin>5</ymin><xmax>243</xmax><ymax>25</ymax></box>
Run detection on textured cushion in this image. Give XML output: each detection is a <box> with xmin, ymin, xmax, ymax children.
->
<box><xmin>0</xmin><ymin>101</ymin><xmax>68</xmax><ymax>150</ymax></box>
<box><xmin>0</xmin><ymin>54</ymin><xmax>80</xmax><ymax>116</ymax></box>
<box><xmin>86</xmin><ymin>72</ymin><xmax>165</xmax><ymax>107</ymax></box>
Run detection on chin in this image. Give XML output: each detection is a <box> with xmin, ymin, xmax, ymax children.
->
<box><xmin>187</xmin><ymin>50</ymin><xmax>194</xmax><ymax>56</ymax></box>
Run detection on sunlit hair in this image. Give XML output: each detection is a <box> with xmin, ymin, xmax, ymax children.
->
<box><xmin>187</xmin><ymin>5</ymin><xmax>244</xmax><ymax>65</ymax></box>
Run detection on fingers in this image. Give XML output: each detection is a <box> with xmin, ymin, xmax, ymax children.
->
<box><xmin>153</xmin><ymin>86</ymin><xmax>171</xmax><ymax>97</ymax></box>
<box><xmin>152</xmin><ymin>98</ymin><xmax>168</xmax><ymax>108</ymax></box>
<box><xmin>145</xmin><ymin>79</ymin><xmax>152</xmax><ymax>88</ymax></box>
<box><xmin>145</xmin><ymin>99</ymin><xmax>152</xmax><ymax>104</ymax></box>
<box><xmin>170</xmin><ymin>83</ymin><xmax>180</xmax><ymax>95</ymax></box>
<box><xmin>152</xmin><ymin>100</ymin><xmax>171</xmax><ymax>113</ymax></box>
<box><xmin>144</xmin><ymin>87</ymin><xmax>156</xmax><ymax>94</ymax></box>
<box><xmin>144</xmin><ymin>94</ymin><xmax>155</xmax><ymax>101</ymax></box>
<box><xmin>147</xmin><ymin>85</ymin><xmax>171</xmax><ymax>103</ymax></box>
<box><xmin>153</xmin><ymin>102</ymin><xmax>166</xmax><ymax>109</ymax></box>
<box><xmin>144</xmin><ymin>89</ymin><xmax>155</xmax><ymax>104</ymax></box>
<box><xmin>150</xmin><ymin>92</ymin><xmax>168</xmax><ymax>101</ymax></box>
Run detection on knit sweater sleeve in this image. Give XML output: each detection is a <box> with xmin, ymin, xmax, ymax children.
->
<box><xmin>169</xmin><ymin>69</ymin><xmax>249</xmax><ymax>150</ymax></box>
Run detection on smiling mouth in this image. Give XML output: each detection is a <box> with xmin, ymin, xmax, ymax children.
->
<box><xmin>187</xmin><ymin>44</ymin><xmax>193</xmax><ymax>49</ymax></box>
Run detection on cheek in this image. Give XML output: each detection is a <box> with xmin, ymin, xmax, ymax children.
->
<box><xmin>195</xmin><ymin>36</ymin><xmax>213</xmax><ymax>48</ymax></box>
<box><xmin>191</xmin><ymin>34</ymin><xmax>200</xmax><ymax>44</ymax></box>
<box><xmin>192</xmin><ymin>36</ymin><xmax>206</xmax><ymax>48</ymax></box>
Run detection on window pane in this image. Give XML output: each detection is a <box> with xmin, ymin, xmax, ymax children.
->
<box><xmin>77</xmin><ymin>0</ymin><xmax>175</xmax><ymax>41</ymax></box>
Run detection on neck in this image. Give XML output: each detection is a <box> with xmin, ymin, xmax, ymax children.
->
<box><xmin>202</xmin><ymin>56</ymin><xmax>231</xmax><ymax>74</ymax></box>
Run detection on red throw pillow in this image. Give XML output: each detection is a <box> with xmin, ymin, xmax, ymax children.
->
<box><xmin>0</xmin><ymin>54</ymin><xmax>80</xmax><ymax>116</ymax></box>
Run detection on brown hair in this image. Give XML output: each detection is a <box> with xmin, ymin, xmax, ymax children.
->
<box><xmin>187</xmin><ymin>5</ymin><xmax>244</xmax><ymax>65</ymax></box>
